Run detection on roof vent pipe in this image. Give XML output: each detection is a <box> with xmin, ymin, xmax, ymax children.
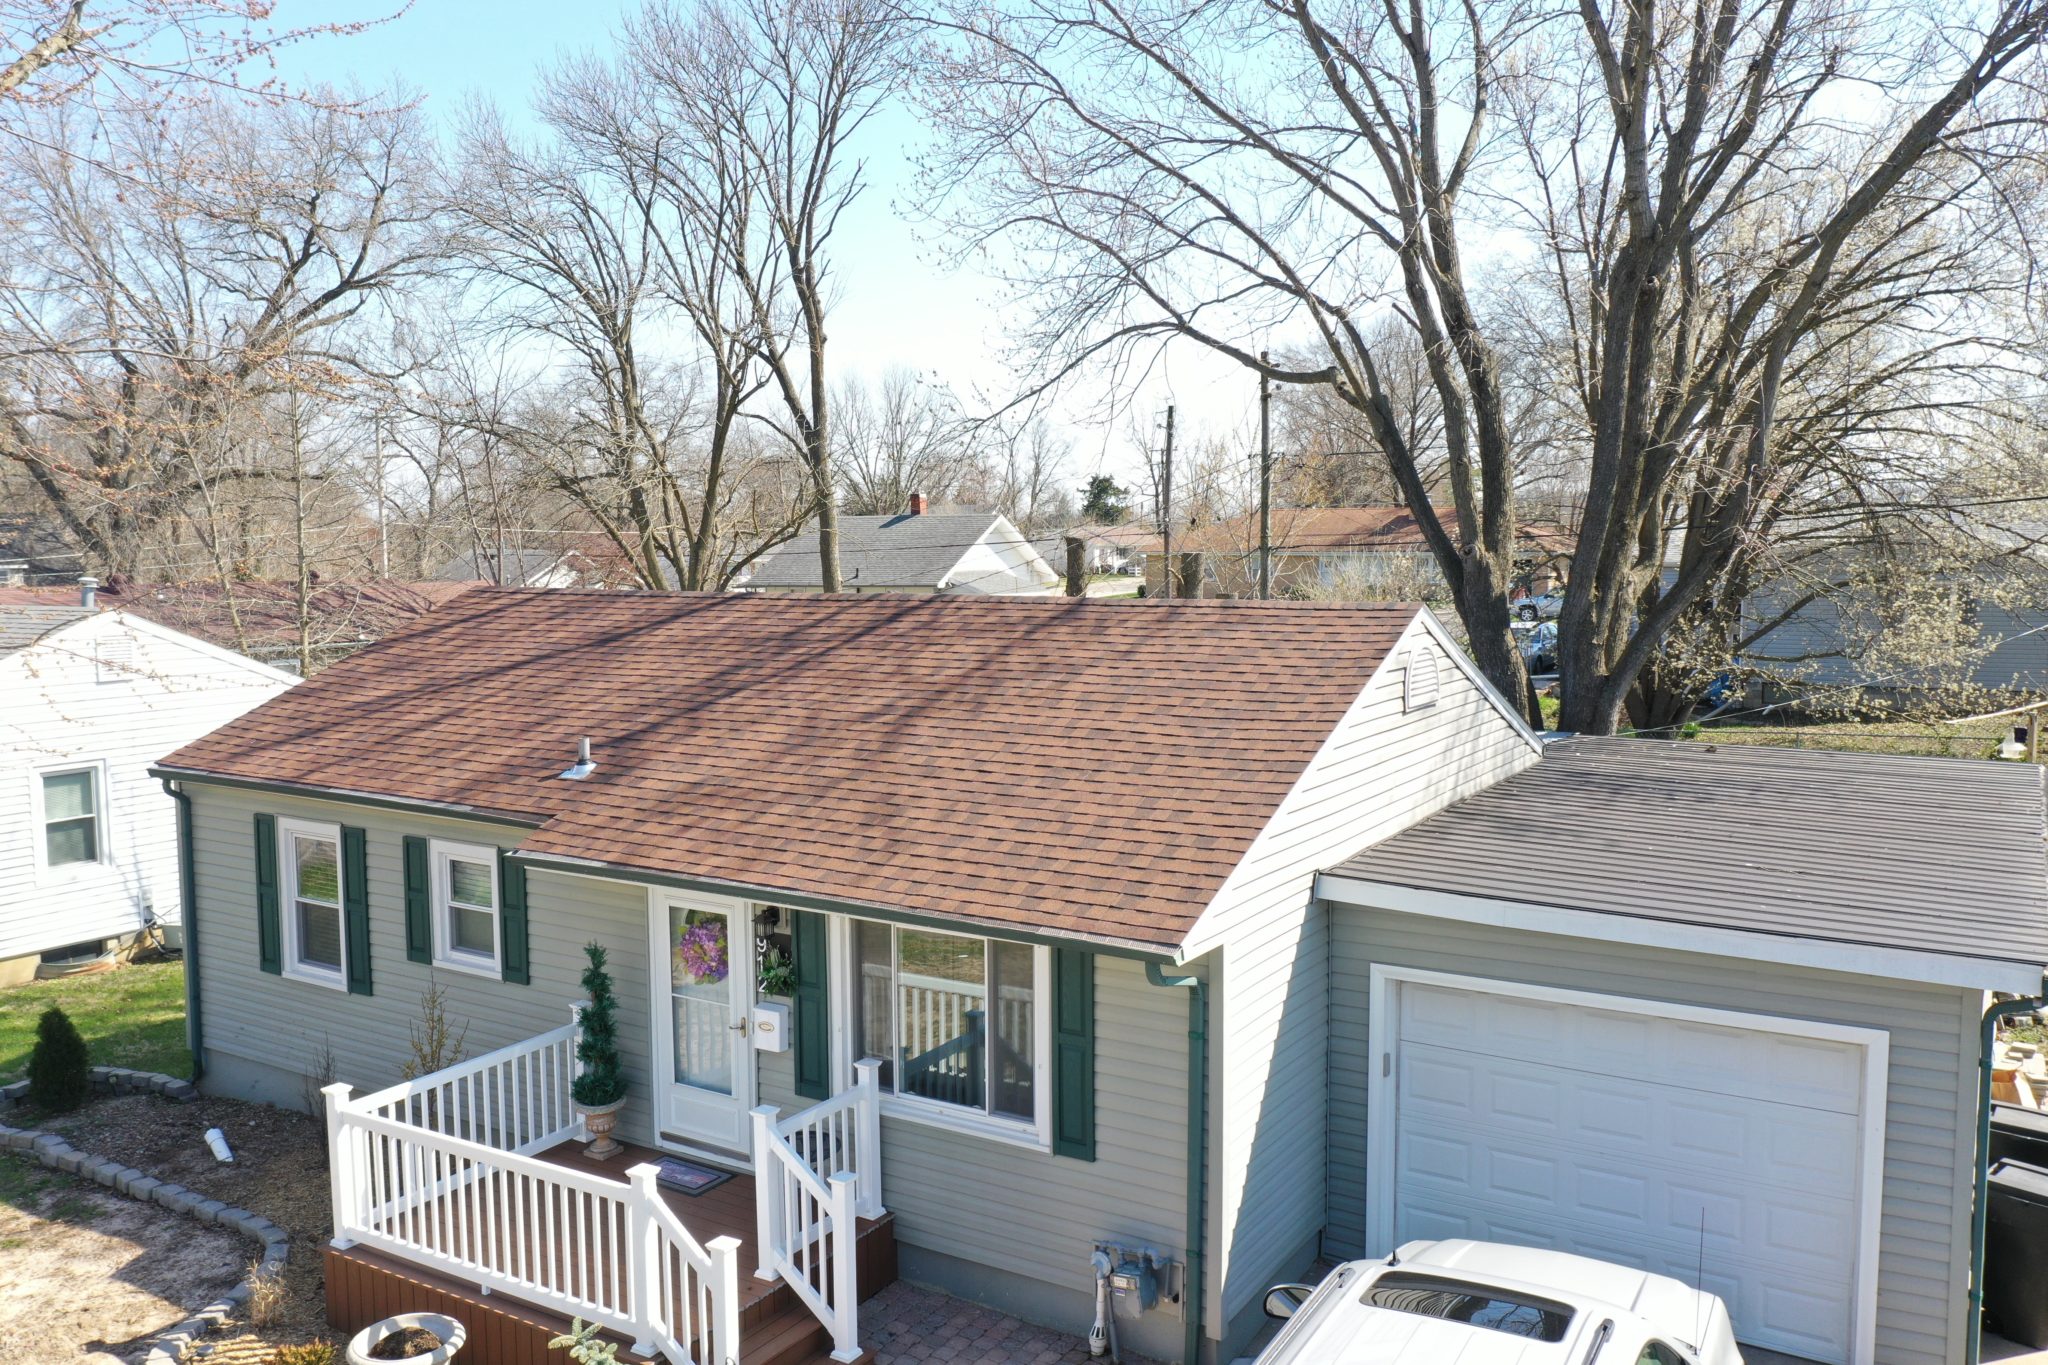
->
<box><xmin>560</xmin><ymin>736</ymin><xmax>596</xmax><ymax>781</ymax></box>
<box><xmin>78</xmin><ymin>576</ymin><xmax>97</xmax><ymax>609</ymax></box>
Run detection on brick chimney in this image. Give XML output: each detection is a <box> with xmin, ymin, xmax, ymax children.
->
<box><xmin>909</xmin><ymin>492</ymin><xmax>928</xmax><ymax>515</ymax></box>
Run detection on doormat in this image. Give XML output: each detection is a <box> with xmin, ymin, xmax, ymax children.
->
<box><xmin>654</xmin><ymin>1156</ymin><xmax>734</xmax><ymax>1196</ymax></box>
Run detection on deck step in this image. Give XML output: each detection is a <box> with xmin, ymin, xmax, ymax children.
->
<box><xmin>737</xmin><ymin>1301</ymin><xmax>838</xmax><ymax>1365</ymax></box>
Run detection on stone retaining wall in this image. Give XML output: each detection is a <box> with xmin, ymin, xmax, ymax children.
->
<box><xmin>0</xmin><ymin>1067</ymin><xmax>286</xmax><ymax>1364</ymax></box>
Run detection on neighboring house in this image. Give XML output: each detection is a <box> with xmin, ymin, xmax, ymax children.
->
<box><xmin>432</xmin><ymin>542</ymin><xmax>598</xmax><ymax>589</ymax></box>
<box><xmin>152</xmin><ymin>588</ymin><xmax>2045</xmax><ymax>1365</ymax></box>
<box><xmin>1032</xmin><ymin>522</ymin><xmax>1163</xmax><ymax>578</ymax></box>
<box><xmin>1148</xmin><ymin>505</ymin><xmax>1572</xmax><ymax>598</ymax></box>
<box><xmin>0</xmin><ymin>511</ymin><xmax>78</xmax><ymax>587</ymax></box>
<box><xmin>0</xmin><ymin>597</ymin><xmax>294</xmax><ymax>983</ymax></box>
<box><xmin>742</xmin><ymin>498</ymin><xmax>1061</xmax><ymax>595</ymax></box>
<box><xmin>1741</xmin><ymin>566</ymin><xmax>2048</xmax><ymax>703</ymax></box>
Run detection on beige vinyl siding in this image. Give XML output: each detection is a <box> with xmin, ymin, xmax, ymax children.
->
<box><xmin>1191</xmin><ymin>614</ymin><xmax>1541</xmax><ymax>1328</ymax></box>
<box><xmin>185</xmin><ymin>783</ymin><xmax>664</xmax><ymax>1143</ymax></box>
<box><xmin>757</xmin><ymin>953</ymin><xmax>1192</xmax><ymax>1314</ymax></box>
<box><xmin>1324</xmin><ymin>907</ymin><xmax>1979</xmax><ymax>1365</ymax></box>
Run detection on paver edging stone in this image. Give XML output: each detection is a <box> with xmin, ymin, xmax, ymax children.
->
<box><xmin>0</xmin><ymin>1066</ymin><xmax>285</xmax><ymax>1364</ymax></box>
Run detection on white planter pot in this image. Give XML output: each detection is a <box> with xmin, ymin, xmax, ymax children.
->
<box><xmin>345</xmin><ymin>1312</ymin><xmax>467</xmax><ymax>1365</ymax></box>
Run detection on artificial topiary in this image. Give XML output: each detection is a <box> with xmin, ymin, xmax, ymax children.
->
<box><xmin>573</xmin><ymin>943</ymin><xmax>627</xmax><ymax>1108</ymax></box>
<box><xmin>27</xmin><ymin>1005</ymin><xmax>90</xmax><ymax>1112</ymax></box>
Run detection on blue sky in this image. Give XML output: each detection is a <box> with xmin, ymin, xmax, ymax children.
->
<box><xmin>265</xmin><ymin>0</ymin><xmax>1248</xmax><ymax>491</ymax></box>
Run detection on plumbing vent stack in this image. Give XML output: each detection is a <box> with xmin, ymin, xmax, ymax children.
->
<box><xmin>560</xmin><ymin>736</ymin><xmax>597</xmax><ymax>781</ymax></box>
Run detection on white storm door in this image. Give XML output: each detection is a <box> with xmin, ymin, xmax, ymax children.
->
<box><xmin>651</xmin><ymin>893</ymin><xmax>755</xmax><ymax>1155</ymax></box>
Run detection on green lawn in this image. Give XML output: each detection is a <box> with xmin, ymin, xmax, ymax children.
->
<box><xmin>0</xmin><ymin>959</ymin><xmax>190</xmax><ymax>1083</ymax></box>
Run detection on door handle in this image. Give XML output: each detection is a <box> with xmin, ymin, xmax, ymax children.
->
<box><xmin>730</xmin><ymin>1019</ymin><xmax>749</xmax><ymax>1035</ymax></box>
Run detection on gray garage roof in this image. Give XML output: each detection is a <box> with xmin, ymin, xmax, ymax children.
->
<box><xmin>0</xmin><ymin>604</ymin><xmax>93</xmax><ymax>655</ymax></box>
<box><xmin>745</xmin><ymin>512</ymin><xmax>1018</xmax><ymax>590</ymax></box>
<box><xmin>1327</xmin><ymin>736</ymin><xmax>2048</xmax><ymax>970</ymax></box>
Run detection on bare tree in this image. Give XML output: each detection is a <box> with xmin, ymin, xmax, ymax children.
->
<box><xmin>917</xmin><ymin>0</ymin><xmax>2048</xmax><ymax>730</ymax></box>
<box><xmin>0</xmin><ymin>1</ymin><xmax>394</xmax><ymax>108</ymax></box>
<box><xmin>447</xmin><ymin>78</ymin><xmax>810</xmax><ymax>591</ymax></box>
<box><xmin>635</xmin><ymin>0</ymin><xmax>902</xmax><ymax>590</ymax></box>
<box><xmin>835</xmin><ymin>369</ymin><xmax>980</xmax><ymax>515</ymax></box>
<box><xmin>0</xmin><ymin>93</ymin><xmax>438</xmax><ymax>577</ymax></box>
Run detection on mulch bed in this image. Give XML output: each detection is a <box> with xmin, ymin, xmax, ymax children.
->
<box><xmin>34</xmin><ymin>1092</ymin><xmax>335</xmax><ymax>1354</ymax></box>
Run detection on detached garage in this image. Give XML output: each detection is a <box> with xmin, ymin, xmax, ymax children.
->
<box><xmin>1318</xmin><ymin>738</ymin><xmax>2048</xmax><ymax>1365</ymax></box>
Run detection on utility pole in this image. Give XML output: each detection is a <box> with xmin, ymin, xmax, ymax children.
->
<box><xmin>372</xmin><ymin>414</ymin><xmax>390</xmax><ymax>580</ymax></box>
<box><xmin>1258</xmin><ymin>354</ymin><xmax>1272</xmax><ymax>600</ymax></box>
<box><xmin>1159</xmin><ymin>403</ymin><xmax>1176</xmax><ymax>599</ymax></box>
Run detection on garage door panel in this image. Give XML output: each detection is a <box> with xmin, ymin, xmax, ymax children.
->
<box><xmin>1386</xmin><ymin>985</ymin><xmax>1869</xmax><ymax>1365</ymax></box>
<box><xmin>1398</xmin><ymin>983</ymin><xmax>1864</xmax><ymax>1115</ymax></box>
<box><xmin>1396</xmin><ymin>1125</ymin><xmax>1858</xmax><ymax>1285</ymax></box>
<box><xmin>1403</xmin><ymin>1041</ymin><xmax>1862</xmax><ymax>1198</ymax></box>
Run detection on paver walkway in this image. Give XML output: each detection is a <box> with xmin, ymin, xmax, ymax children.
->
<box><xmin>862</xmin><ymin>1282</ymin><xmax>1162</xmax><ymax>1364</ymax></box>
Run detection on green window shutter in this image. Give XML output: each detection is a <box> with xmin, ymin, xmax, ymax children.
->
<box><xmin>792</xmin><ymin>910</ymin><xmax>831</xmax><ymax>1100</ymax></box>
<box><xmin>1052</xmin><ymin>946</ymin><xmax>1096</xmax><ymax>1161</ymax></box>
<box><xmin>499</xmin><ymin>850</ymin><xmax>529</xmax><ymax>985</ymax></box>
<box><xmin>254</xmin><ymin>814</ymin><xmax>280</xmax><ymax>975</ymax></box>
<box><xmin>403</xmin><ymin>835</ymin><xmax>432</xmax><ymax>964</ymax></box>
<box><xmin>341</xmin><ymin>826</ymin><xmax>372</xmax><ymax>996</ymax></box>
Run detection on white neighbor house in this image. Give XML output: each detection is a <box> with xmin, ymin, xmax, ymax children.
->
<box><xmin>0</xmin><ymin>598</ymin><xmax>294</xmax><ymax>981</ymax></box>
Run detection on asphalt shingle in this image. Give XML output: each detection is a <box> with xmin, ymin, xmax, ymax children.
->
<box><xmin>159</xmin><ymin>588</ymin><xmax>1417</xmax><ymax>952</ymax></box>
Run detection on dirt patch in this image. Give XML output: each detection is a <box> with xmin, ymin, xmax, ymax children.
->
<box><xmin>0</xmin><ymin>1153</ymin><xmax>244</xmax><ymax>1363</ymax></box>
<box><xmin>33</xmin><ymin>1092</ymin><xmax>336</xmax><ymax>1352</ymax></box>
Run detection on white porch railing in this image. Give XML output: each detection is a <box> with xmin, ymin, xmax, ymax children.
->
<box><xmin>750</xmin><ymin>1059</ymin><xmax>886</xmax><ymax>1363</ymax></box>
<box><xmin>323</xmin><ymin>1012</ymin><xmax>742</xmax><ymax>1365</ymax></box>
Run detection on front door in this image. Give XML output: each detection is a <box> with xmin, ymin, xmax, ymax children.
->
<box><xmin>651</xmin><ymin>893</ymin><xmax>754</xmax><ymax>1157</ymax></box>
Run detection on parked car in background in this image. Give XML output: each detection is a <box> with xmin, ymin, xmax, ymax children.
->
<box><xmin>1254</xmin><ymin>1240</ymin><xmax>1744</xmax><ymax>1365</ymax></box>
<box><xmin>1515</xmin><ymin>590</ymin><xmax>1566</xmax><ymax>622</ymax></box>
<box><xmin>1521</xmin><ymin>619</ymin><xmax>1558</xmax><ymax>676</ymax></box>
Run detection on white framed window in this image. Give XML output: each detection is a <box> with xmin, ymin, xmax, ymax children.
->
<box><xmin>36</xmin><ymin>764</ymin><xmax>106</xmax><ymax>873</ymax></box>
<box><xmin>844</xmin><ymin>918</ymin><xmax>1051</xmax><ymax>1148</ymax></box>
<box><xmin>278</xmin><ymin>817</ymin><xmax>347</xmax><ymax>990</ymax></box>
<box><xmin>431</xmin><ymin>839</ymin><xmax>500</xmax><ymax>976</ymax></box>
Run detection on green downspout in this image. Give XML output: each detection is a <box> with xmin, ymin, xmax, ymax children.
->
<box><xmin>1969</xmin><ymin>978</ymin><xmax>2048</xmax><ymax>1365</ymax></box>
<box><xmin>1148</xmin><ymin>961</ymin><xmax>1208</xmax><ymax>1365</ymax></box>
<box><xmin>159</xmin><ymin>778</ymin><xmax>204</xmax><ymax>1082</ymax></box>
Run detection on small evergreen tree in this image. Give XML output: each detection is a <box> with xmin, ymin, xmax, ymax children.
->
<box><xmin>27</xmin><ymin>1005</ymin><xmax>90</xmax><ymax>1112</ymax></box>
<box><xmin>1079</xmin><ymin>474</ymin><xmax>1131</xmax><ymax>524</ymax></box>
<box><xmin>573</xmin><ymin>943</ymin><xmax>626</xmax><ymax>1108</ymax></box>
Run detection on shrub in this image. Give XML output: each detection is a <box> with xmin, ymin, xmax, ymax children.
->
<box><xmin>26</xmin><ymin>1006</ymin><xmax>90</xmax><ymax>1111</ymax></box>
<box><xmin>272</xmin><ymin>1342</ymin><xmax>336</xmax><ymax>1365</ymax></box>
<box><xmin>548</xmin><ymin>1319</ymin><xmax>620</xmax><ymax>1365</ymax></box>
<box><xmin>572</xmin><ymin>943</ymin><xmax>626</xmax><ymax>1108</ymax></box>
<box><xmin>247</xmin><ymin>1262</ymin><xmax>287</xmax><ymax>1327</ymax></box>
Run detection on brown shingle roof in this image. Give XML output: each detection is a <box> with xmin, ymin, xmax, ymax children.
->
<box><xmin>161</xmin><ymin>588</ymin><xmax>1418</xmax><ymax>951</ymax></box>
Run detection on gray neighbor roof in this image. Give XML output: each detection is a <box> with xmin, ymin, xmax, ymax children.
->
<box><xmin>747</xmin><ymin>512</ymin><xmax>1013</xmax><ymax>590</ymax></box>
<box><xmin>1329</xmin><ymin>736</ymin><xmax>2048</xmax><ymax>970</ymax></box>
<box><xmin>0</xmin><ymin>604</ymin><xmax>94</xmax><ymax>655</ymax></box>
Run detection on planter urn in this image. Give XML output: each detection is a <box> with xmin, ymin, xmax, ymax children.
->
<box><xmin>579</xmin><ymin>1097</ymin><xmax>626</xmax><ymax>1160</ymax></box>
<box><xmin>346</xmin><ymin>1312</ymin><xmax>467</xmax><ymax>1365</ymax></box>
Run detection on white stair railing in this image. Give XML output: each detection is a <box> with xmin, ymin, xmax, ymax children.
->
<box><xmin>749</xmin><ymin>1059</ymin><xmax>885</xmax><ymax>1363</ymax></box>
<box><xmin>323</xmin><ymin>1016</ymin><xmax>742</xmax><ymax>1365</ymax></box>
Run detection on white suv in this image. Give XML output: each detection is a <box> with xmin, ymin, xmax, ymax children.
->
<box><xmin>1253</xmin><ymin>1240</ymin><xmax>1745</xmax><ymax>1364</ymax></box>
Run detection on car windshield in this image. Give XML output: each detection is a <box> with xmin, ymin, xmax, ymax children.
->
<box><xmin>1360</xmin><ymin>1273</ymin><xmax>1575</xmax><ymax>1342</ymax></box>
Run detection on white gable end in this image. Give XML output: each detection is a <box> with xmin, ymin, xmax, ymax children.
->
<box><xmin>1181</xmin><ymin>609</ymin><xmax>1542</xmax><ymax>1332</ymax></box>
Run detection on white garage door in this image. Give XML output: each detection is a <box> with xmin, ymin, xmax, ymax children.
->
<box><xmin>1377</xmin><ymin>978</ymin><xmax>1879</xmax><ymax>1365</ymax></box>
